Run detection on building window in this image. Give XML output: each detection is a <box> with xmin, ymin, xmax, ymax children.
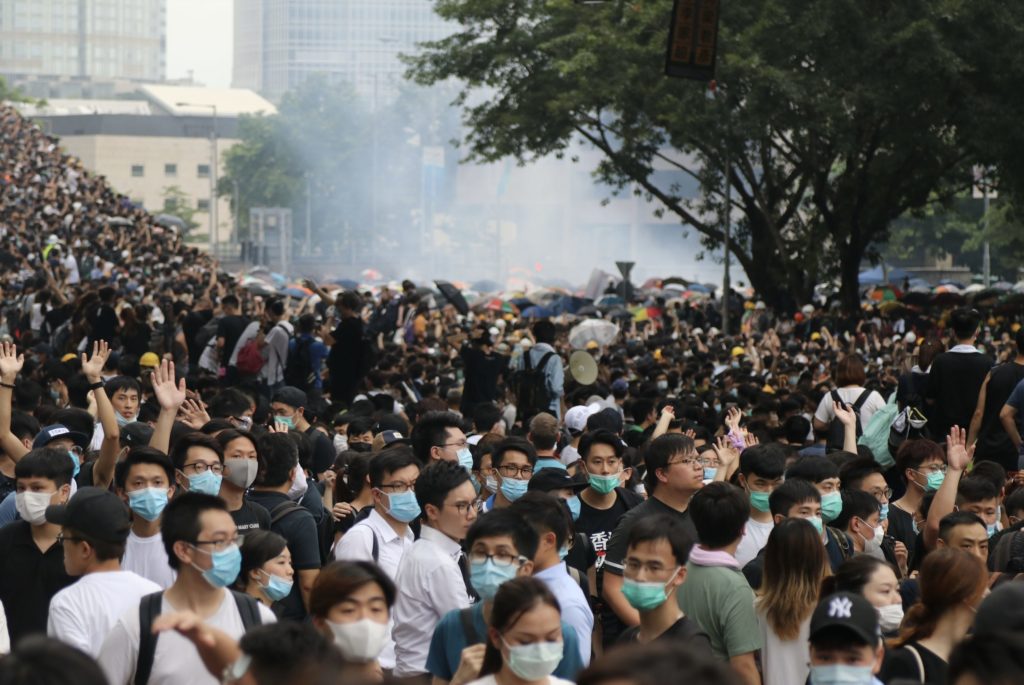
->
<box><xmin>197</xmin><ymin>199</ymin><xmax>211</xmax><ymax>211</ymax></box>
<box><xmin>131</xmin><ymin>164</ymin><xmax>144</xmax><ymax>177</ymax></box>
<box><xmin>164</xmin><ymin>163</ymin><xmax>177</xmax><ymax>177</ymax></box>
<box><xmin>197</xmin><ymin>164</ymin><xmax>210</xmax><ymax>178</ymax></box>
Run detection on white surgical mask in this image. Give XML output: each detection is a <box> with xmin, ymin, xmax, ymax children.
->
<box><xmin>16</xmin><ymin>490</ymin><xmax>54</xmax><ymax>526</ymax></box>
<box><xmin>878</xmin><ymin>603</ymin><xmax>904</xmax><ymax>633</ymax></box>
<box><xmin>329</xmin><ymin>619</ymin><xmax>387</xmax><ymax>662</ymax></box>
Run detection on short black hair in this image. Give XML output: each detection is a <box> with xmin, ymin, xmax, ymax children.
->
<box><xmin>221</xmin><ymin>294</ymin><xmax>240</xmax><ymax>308</ymax></box>
<box><xmin>105</xmin><ymin>375</ymin><xmax>141</xmax><ymax>396</ymax></box>
<box><xmin>411</xmin><ymin>411</ymin><xmax>464</xmax><ymax>462</ymax></box>
<box><xmin>50</xmin><ymin>408</ymin><xmax>95</xmax><ymax>444</ymax></box>
<box><xmin>832</xmin><ymin>489</ymin><xmax>881</xmax><ymax>531</ymax></box>
<box><xmin>0</xmin><ymin>635</ymin><xmax>109</xmax><ymax>685</ymax></box>
<box><xmin>688</xmin><ymin>482</ymin><xmax>749</xmax><ymax>548</ymax></box>
<box><xmin>255</xmin><ymin>433</ymin><xmax>299</xmax><ymax>488</ymax></box>
<box><xmin>368</xmin><ymin>446</ymin><xmax>420</xmax><ymax>488</ymax></box>
<box><xmin>938</xmin><ymin>511</ymin><xmax>986</xmax><ymax>542</ymax></box>
<box><xmin>473</xmin><ymin>402</ymin><xmax>503</xmax><ymax>434</ymax></box>
<box><xmin>948</xmin><ymin>630</ymin><xmax>1024</xmax><ymax>685</ymax></box>
<box><xmin>578</xmin><ymin>430</ymin><xmax>624</xmax><ymax>461</ymax></box>
<box><xmin>769</xmin><ymin>478</ymin><xmax>822</xmax><ymax>518</ymax></box>
<box><xmin>956</xmin><ymin>477</ymin><xmax>999</xmax><ymax>507</ymax></box>
<box><xmin>532</xmin><ymin>320</ymin><xmax>556</xmax><ymax>344</ymax></box>
<box><xmin>15</xmin><ymin>447</ymin><xmax>73</xmax><ymax>487</ymax></box>
<box><xmin>169</xmin><ymin>432</ymin><xmax>224</xmax><ymax>471</ymax></box>
<box><xmin>346</xmin><ymin>416</ymin><xmax>375</xmax><ymax>438</ymax></box>
<box><xmin>739</xmin><ymin>443</ymin><xmax>786</xmax><ymax>479</ymax></box>
<box><xmin>161</xmin><ymin>492</ymin><xmax>229</xmax><ymax>570</ymax></box>
<box><xmin>626</xmin><ymin>513</ymin><xmax>695</xmax><ymax>567</ymax></box>
<box><xmin>467</xmin><ymin>508</ymin><xmax>540</xmax><ymax>561</ymax></box>
<box><xmin>1005</xmin><ymin>488</ymin><xmax>1024</xmax><ymax>518</ymax></box>
<box><xmin>415</xmin><ymin>459</ymin><xmax>471</xmax><ymax>517</ymax></box>
<box><xmin>207</xmin><ymin>389</ymin><xmax>251</xmax><ymax>419</ymax></box>
<box><xmin>782</xmin><ymin>415</ymin><xmax>811</xmax><ymax>444</ymax></box>
<box><xmin>238</xmin><ymin>622</ymin><xmax>344</xmax><ymax>685</ymax></box>
<box><xmin>643</xmin><ymin>433</ymin><xmax>695</xmax><ymax>494</ymax></box>
<box><xmin>115</xmin><ymin>447</ymin><xmax>175</xmax><ymax>489</ymax></box>
<box><xmin>838</xmin><ymin>456</ymin><xmax>884</xmax><ymax>491</ymax></box>
<box><xmin>785</xmin><ymin>455</ymin><xmax>839</xmax><ymax>484</ymax></box>
<box><xmin>10</xmin><ymin>410</ymin><xmax>41</xmax><ymax>442</ymax></box>
<box><xmin>508</xmin><ymin>491</ymin><xmax>572</xmax><ymax>549</ymax></box>
<box><xmin>949</xmin><ymin>307</ymin><xmax>981</xmax><ymax>340</ymax></box>
<box><xmin>493</xmin><ymin>437</ymin><xmax>537</xmax><ymax>468</ymax></box>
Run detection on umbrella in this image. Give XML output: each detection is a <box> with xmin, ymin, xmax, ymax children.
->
<box><xmin>662</xmin><ymin>276</ymin><xmax>691</xmax><ymax>288</ymax></box>
<box><xmin>154</xmin><ymin>214</ymin><xmax>186</xmax><ymax>229</ymax></box>
<box><xmin>510</xmin><ymin>297</ymin><xmax>536</xmax><ymax>310</ymax></box>
<box><xmin>103</xmin><ymin>216</ymin><xmax>133</xmax><ymax>227</ymax></box>
<box><xmin>520</xmin><ymin>305</ymin><xmax>553</xmax><ymax>319</ymax></box>
<box><xmin>243</xmin><ymin>281</ymin><xmax>277</xmax><ymax>296</ymax></box>
<box><xmin>993</xmin><ymin>281</ymin><xmax>1013</xmax><ymax>291</ymax></box>
<box><xmin>569</xmin><ymin>319</ymin><xmax>620</xmax><ymax>349</ymax></box>
<box><xmin>435</xmin><ymin>280</ymin><xmax>470</xmax><ymax>316</ymax></box>
<box><xmin>576</xmin><ymin>305</ymin><xmax>600</xmax><ymax>317</ymax></box>
<box><xmin>867</xmin><ymin>285</ymin><xmax>901</xmax><ymax>302</ymax></box>
<box><xmin>596</xmin><ymin>295</ymin><xmax>625</xmax><ymax>309</ymax></box>
<box><xmin>280</xmin><ymin>285</ymin><xmax>313</xmax><ymax>299</ymax></box>
<box><xmin>858</xmin><ymin>265</ymin><xmax>908</xmax><ymax>286</ymax></box>
<box><xmin>329</xmin><ymin>278</ymin><xmax>359</xmax><ymax>289</ymax></box>
<box><xmin>933</xmin><ymin>284</ymin><xmax>961</xmax><ymax>294</ymax></box>
<box><xmin>361</xmin><ymin>268</ymin><xmax>383</xmax><ymax>281</ymax></box>
<box><xmin>963</xmin><ymin>283</ymin><xmax>985</xmax><ymax>294</ymax></box>
<box><xmin>549</xmin><ymin>296</ymin><xmax>593</xmax><ymax>316</ymax></box>
<box><xmin>931</xmin><ymin>291</ymin><xmax>966</xmax><ymax>307</ymax></box>
<box><xmin>900</xmin><ymin>291</ymin><xmax>931</xmax><ymax>307</ymax></box>
<box><xmin>606</xmin><ymin>308</ymin><xmax>633</xmax><ymax>321</ymax></box>
<box><xmin>471</xmin><ymin>279</ymin><xmax>502</xmax><ymax>293</ymax></box>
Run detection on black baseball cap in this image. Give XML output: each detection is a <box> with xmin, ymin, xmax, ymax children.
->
<box><xmin>528</xmin><ymin>467</ymin><xmax>588</xmax><ymax>493</ymax></box>
<box><xmin>975</xmin><ymin>583</ymin><xmax>1024</xmax><ymax>634</ymax></box>
<box><xmin>809</xmin><ymin>592</ymin><xmax>881</xmax><ymax>647</ymax></box>
<box><xmin>273</xmin><ymin>386</ymin><xmax>308</xmax><ymax>409</ymax></box>
<box><xmin>45</xmin><ymin>487</ymin><xmax>131</xmax><ymax>544</ymax></box>
<box><xmin>120</xmin><ymin>421</ymin><xmax>154</xmax><ymax>448</ymax></box>
<box><xmin>33</xmin><ymin>424</ymin><xmax>90</xmax><ymax>450</ymax></box>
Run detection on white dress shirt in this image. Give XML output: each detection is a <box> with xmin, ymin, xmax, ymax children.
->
<box><xmin>334</xmin><ymin>508</ymin><xmax>415</xmax><ymax>670</ymax></box>
<box><xmin>392</xmin><ymin>525</ymin><xmax>471</xmax><ymax>677</ymax></box>
<box><xmin>534</xmin><ymin>563</ymin><xmax>594</xmax><ymax>665</ymax></box>
<box><xmin>48</xmin><ymin>570</ymin><xmax>161</xmax><ymax>656</ymax></box>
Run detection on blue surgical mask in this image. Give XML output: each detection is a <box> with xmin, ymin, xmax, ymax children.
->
<box><xmin>502</xmin><ymin>639</ymin><xmax>564</xmax><ymax>681</ymax></box>
<box><xmin>622</xmin><ymin>572</ymin><xmax>679</xmax><ymax>611</ymax></box>
<box><xmin>566</xmin><ymin>495</ymin><xmax>581</xmax><ymax>522</ymax></box>
<box><xmin>128</xmin><ymin>487</ymin><xmax>169</xmax><ymax>522</ymax></box>
<box><xmin>749</xmin><ymin>489</ymin><xmax>771</xmax><ymax>513</ymax></box>
<box><xmin>470</xmin><ymin>475</ymin><xmax>482</xmax><ymax>495</ymax></box>
<box><xmin>115</xmin><ymin>412</ymin><xmax>137</xmax><ymax>427</ymax></box>
<box><xmin>988</xmin><ymin>522</ymin><xmax>999</xmax><ymax>537</ymax></box>
<box><xmin>275</xmin><ymin>415</ymin><xmax>295</xmax><ymax>429</ymax></box>
<box><xmin>67</xmin><ymin>450</ymin><xmax>81</xmax><ymax>478</ymax></box>
<box><xmin>879</xmin><ymin>503</ymin><xmax>889</xmax><ymax>522</ymax></box>
<box><xmin>261</xmin><ymin>571</ymin><xmax>293</xmax><ymax>602</ymax></box>
<box><xmin>820</xmin><ymin>491</ymin><xmax>843</xmax><ymax>523</ymax></box>
<box><xmin>558</xmin><ymin>544</ymin><xmax>569</xmax><ymax>561</ymax></box>
<box><xmin>588</xmin><ymin>472</ymin><xmax>620</xmax><ymax>495</ymax></box>
<box><xmin>385</xmin><ymin>490</ymin><xmax>421</xmax><ymax>523</ymax></box>
<box><xmin>470</xmin><ymin>558</ymin><xmax>518</xmax><ymax>601</ymax></box>
<box><xmin>192</xmin><ymin>543</ymin><xmax>242</xmax><ymax>588</ymax></box>
<box><xmin>457</xmin><ymin>447</ymin><xmax>474</xmax><ymax>472</ymax></box>
<box><xmin>806</xmin><ymin>515</ymin><xmax>824</xmax><ymax>536</ymax></box>
<box><xmin>809</xmin><ymin>664</ymin><xmax>874</xmax><ymax>685</ymax></box>
<box><xmin>924</xmin><ymin>471</ymin><xmax>945</xmax><ymax>492</ymax></box>
<box><xmin>500</xmin><ymin>477</ymin><xmax>529</xmax><ymax>503</ymax></box>
<box><xmin>187</xmin><ymin>470</ymin><xmax>223</xmax><ymax>496</ymax></box>
<box><xmin>50</xmin><ymin>388</ymin><xmax>62</xmax><ymax>402</ymax></box>
<box><xmin>703</xmin><ymin>467</ymin><xmax>717</xmax><ymax>481</ymax></box>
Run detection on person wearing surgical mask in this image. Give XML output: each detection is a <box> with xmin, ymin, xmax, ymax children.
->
<box><xmin>806</xmin><ymin>592</ymin><xmax>886</xmax><ymax>685</ymax></box>
<box><xmin>0</xmin><ymin>448</ymin><xmax>74</xmax><ymax>643</ymax></box>
<box><xmin>310</xmin><ymin>560</ymin><xmax>397</xmax><ymax>682</ymax></box>
<box><xmin>236</xmin><ymin>530</ymin><xmax>294</xmax><ymax>609</ymax></box>
<box><xmin>823</xmin><ymin>556</ymin><xmax>904</xmax><ymax>637</ymax></box>
<box><xmin>835</xmin><ymin>491</ymin><xmax>885</xmax><ymax>561</ymax></box>
<box><xmin>617</xmin><ymin>514</ymin><xmax>710</xmax><ymax>652</ymax></box>
<box><xmin>484</xmin><ymin>438</ymin><xmax>537</xmax><ymax>513</ymax></box>
<box><xmin>216</xmin><ymin>430</ymin><xmax>270</xmax><ymax>534</ymax></box>
<box><xmin>464</xmin><ymin>576</ymin><xmax>574</xmax><ymax>685</ymax></box>
<box><xmin>413</xmin><ymin>411</ymin><xmax>473</xmax><ymax>471</ymax></box>
<box><xmin>116</xmin><ymin>448</ymin><xmax>178</xmax><ymax>589</ymax></box>
<box><xmin>171</xmin><ymin>433</ymin><xmax>227</xmax><ymax>497</ymax></box>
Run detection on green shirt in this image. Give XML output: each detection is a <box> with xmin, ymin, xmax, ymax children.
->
<box><xmin>677</xmin><ymin>562</ymin><xmax>762</xmax><ymax>660</ymax></box>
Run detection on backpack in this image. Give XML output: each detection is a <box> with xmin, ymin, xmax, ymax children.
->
<box><xmin>284</xmin><ymin>336</ymin><xmax>316</xmax><ymax>391</ymax></box>
<box><xmin>511</xmin><ymin>350</ymin><xmax>557</xmax><ymax>421</ymax></box>
<box><xmin>134</xmin><ymin>590</ymin><xmax>262</xmax><ymax>685</ymax></box>
<box><xmin>827</xmin><ymin>389</ymin><xmax>870</xmax><ymax>451</ymax></box>
<box><xmin>194</xmin><ymin>315</ymin><xmax>220</xmax><ymax>354</ymax></box>
<box><xmin>270</xmin><ymin>498</ymin><xmax>334</xmax><ymax>565</ymax></box>
<box><xmin>236</xmin><ymin>338</ymin><xmax>264</xmax><ymax>375</ymax></box>
<box><xmin>858</xmin><ymin>391</ymin><xmax>900</xmax><ymax>469</ymax></box>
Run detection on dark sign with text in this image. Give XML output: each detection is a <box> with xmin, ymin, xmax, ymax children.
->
<box><xmin>665</xmin><ymin>0</ymin><xmax>720</xmax><ymax>81</ymax></box>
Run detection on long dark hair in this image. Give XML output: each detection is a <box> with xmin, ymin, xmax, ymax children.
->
<box><xmin>821</xmin><ymin>555</ymin><xmax>895</xmax><ymax>597</ymax></box>
<box><xmin>480</xmin><ymin>577</ymin><xmax>561</xmax><ymax>677</ymax></box>
<box><xmin>892</xmin><ymin>548</ymin><xmax>986</xmax><ymax>648</ymax></box>
<box><xmin>756</xmin><ymin>518</ymin><xmax>829</xmax><ymax>640</ymax></box>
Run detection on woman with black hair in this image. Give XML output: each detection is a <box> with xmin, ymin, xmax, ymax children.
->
<box><xmin>235</xmin><ymin>530</ymin><xmax>293</xmax><ymax>612</ymax></box>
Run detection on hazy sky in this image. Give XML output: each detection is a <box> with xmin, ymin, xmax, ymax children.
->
<box><xmin>166</xmin><ymin>0</ymin><xmax>234</xmax><ymax>88</ymax></box>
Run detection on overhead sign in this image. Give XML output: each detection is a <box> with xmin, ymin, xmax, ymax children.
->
<box><xmin>665</xmin><ymin>0</ymin><xmax>721</xmax><ymax>81</ymax></box>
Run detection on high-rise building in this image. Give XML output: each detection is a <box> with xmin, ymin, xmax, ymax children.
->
<box><xmin>0</xmin><ymin>0</ymin><xmax>166</xmax><ymax>82</ymax></box>
<box><xmin>233</xmin><ymin>0</ymin><xmax>449</xmax><ymax>105</ymax></box>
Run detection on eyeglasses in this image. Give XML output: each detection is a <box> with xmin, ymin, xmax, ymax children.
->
<box><xmin>498</xmin><ymin>464</ymin><xmax>534</xmax><ymax>478</ymax></box>
<box><xmin>56</xmin><ymin>533</ymin><xmax>85</xmax><ymax>544</ymax></box>
<box><xmin>868</xmin><ymin>487</ymin><xmax>893</xmax><ymax>502</ymax></box>
<box><xmin>468</xmin><ymin>551</ymin><xmax>527</xmax><ymax>567</ymax></box>
<box><xmin>68</xmin><ymin>446</ymin><xmax>84</xmax><ymax>458</ymax></box>
<box><xmin>378</xmin><ymin>480</ymin><xmax>417</xmax><ymax>494</ymax></box>
<box><xmin>193</xmin><ymin>535</ymin><xmax>244</xmax><ymax>552</ymax></box>
<box><xmin>441</xmin><ymin>440</ymin><xmax>469</xmax><ymax>449</ymax></box>
<box><xmin>666</xmin><ymin>456</ymin><xmax>702</xmax><ymax>469</ymax></box>
<box><xmin>449</xmin><ymin>501</ymin><xmax>476</xmax><ymax>516</ymax></box>
<box><xmin>182</xmin><ymin>462</ymin><xmax>224</xmax><ymax>475</ymax></box>
<box><xmin>698</xmin><ymin>457</ymin><xmax>721</xmax><ymax>468</ymax></box>
<box><xmin>623</xmin><ymin>559</ymin><xmax>672</xmax><ymax>575</ymax></box>
<box><xmin>917</xmin><ymin>464</ymin><xmax>947</xmax><ymax>476</ymax></box>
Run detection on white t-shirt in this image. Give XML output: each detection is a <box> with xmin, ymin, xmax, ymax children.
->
<box><xmin>64</xmin><ymin>253</ymin><xmax>80</xmax><ymax>284</ymax></box>
<box><xmin>48</xmin><ymin>570</ymin><xmax>161</xmax><ymax>656</ymax></box>
<box><xmin>123</xmin><ymin>531</ymin><xmax>177</xmax><ymax>589</ymax></box>
<box><xmin>813</xmin><ymin>387</ymin><xmax>886</xmax><ymax>431</ymax></box>
<box><xmin>467</xmin><ymin>676</ymin><xmax>574</xmax><ymax>685</ymax></box>
<box><xmin>98</xmin><ymin>590</ymin><xmax>276</xmax><ymax>685</ymax></box>
<box><xmin>0</xmin><ymin>601</ymin><xmax>8</xmax><ymax>654</ymax></box>
<box><xmin>736</xmin><ymin>518</ymin><xmax>775</xmax><ymax>567</ymax></box>
<box><xmin>757</xmin><ymin>609</ymin><xmax>810</xmax><ymax>685</ymax></box>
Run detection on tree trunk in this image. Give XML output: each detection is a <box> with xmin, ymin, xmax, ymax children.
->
<box><xmin>838</xmin><ymin>241</ymin><xmax>863</xmax><ymax>314</ymax></box>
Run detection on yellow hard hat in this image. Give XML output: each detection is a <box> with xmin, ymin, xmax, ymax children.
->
<box><xmin>731</xmin><ymin>346</ymin><xmax>745</xmax><ymax>358</ymax></box>
<box><xmin>139</xmin><ymin>352</ymin><xmax>160</xmax><ymax>368</ymax></box>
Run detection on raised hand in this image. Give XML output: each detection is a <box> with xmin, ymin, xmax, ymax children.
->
<box><xmin>712</xmin><ymin>435</ymin><xmax>740</xmax><ymax>471</ymax></box>
<box><xmin>833</xmin><ymin>399</ymin><xmax>857</xmax><ymax>427</ymax></box>
<box><xmin>152</xmin><ymin>359</ymin><xmax>186</xmax><ymax>412</ymax></box>
<box><xmin>946</xmin><ymin>425</ymin><xmax>974</xmax><ymax>472</ymax></box>
<box><xmin>81</xmin><ymin>340</ymin><xmax>111</xmax><ymax>382</ymax></box>
<box><xmin>178</xmin><ymin>398</ymin><xmax>211</xmax><ymax>430</ymax></box>
<box><xmin>724</xmin><ymin>405</ymin><xmax>742</xmax><ymax>432</ymax></box>
<box><xmin>0</xmin><ymin>342</ymin><xmax>24</xmax><ymax>382</ymax></box>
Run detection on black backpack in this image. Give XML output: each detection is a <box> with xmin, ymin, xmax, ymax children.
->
<box><xmin>271</xmin><ymin>498</ymin><xmax>334</xmax><ymax>565</ymax></box>
<box><xmin>284</xmin><ymin>336</ymin><xmax>316</xmax><ymax>391</ymax></box>
<box><xmin>134</xmin><ymin>590</ymin><xmax>261</xmax><ymax>685</ymax></box>
<box><xmin>827</xmin><ymin>389</ymin><xmax>870</xmax><ymax>451</ymax></box>
<box><xmin>511</xmin><ymin>350</ymin><xmax>557</xmax><ymax>421</ymax></box>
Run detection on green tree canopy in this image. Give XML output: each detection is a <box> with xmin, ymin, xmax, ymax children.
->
<box><xmin>409</xmin><ymin>0</ymin><xmax>1022</xmax><ymax>309</ymax></box>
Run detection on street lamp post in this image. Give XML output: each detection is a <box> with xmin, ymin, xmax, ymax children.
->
<box><xmin>176</xmin><ymin>102</ymin><xmax>218</xmax><ymax>252</ymax></box>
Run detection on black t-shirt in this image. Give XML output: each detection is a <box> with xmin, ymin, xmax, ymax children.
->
<box><xmin>0</xmin><ymin>521</ymin><xmax>74</xmax><ymax>642</ymax></box>
<box><xmin>217</xmin><ymin>315</ymin><xmax>248</xmax><ymax>364</ymax></box>
<box><xmin>231</xmin><ymin>497</ymin><xmax>271</xmax><ymax>533</ymax></box>
<box><xmin>89</xmin><ymin>303</ymin><xmax>119</xmax><ymax>344</ymax></box>
<box><xmin>182</xmin><ymin>309</ymin><xmax>214</xmax><ymax>364</ymax></box>
<box><xmin>926</xmin><ymin>350</ymin><xmax>993</xmax><ymax>442</ymax></box>
<box><xmin>577</xmin><ymin>494</ymin><xmax>631</xmax><ymax>573</ymax></box>
<box><xmin>0</xmin><ymin>469</ymin><xmax>15</xmax><ymax>503</ymax></box>
<box><xmin>881</xmin><ymin>641</ymin><xmax>947</xmax><ymax>685</ymax></box>
<box><xmin>977</xmin><ymin>361</ymin><xmax>1024</xmax><ymax>471</ymax></box>
<box><xmin>887</xmin><ymin>503</ymin><xmax>918</xmax><ymax>563</ymax></box>
<box><xmin>617</xmin><ymin>616</ymin><xmax>714</xmax><ymax>657</ymax></box>
<box><xmin>305</xmin><ymin>426</ymin><xmax>337</xmax><ymax>475</ymax></box>
<box><xmin>328</xmin><ymin>317</ymin><xmax>364</xmax><ymax>380</ymax></box>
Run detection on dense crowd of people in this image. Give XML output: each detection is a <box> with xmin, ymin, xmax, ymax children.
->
<box><xmin>2</xmin><ymin>104</ymin><xmax>1024</xmax><ymax>685</ymax></box>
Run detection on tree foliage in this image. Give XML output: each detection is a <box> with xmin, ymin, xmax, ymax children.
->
<box><xmin>408</xmin><ymin>0</ymin><xmax>1022</xmax><ymax>309</ymax></box>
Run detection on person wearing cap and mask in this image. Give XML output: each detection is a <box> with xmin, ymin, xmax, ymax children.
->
<box><xmin>806</xmin><ymin>592</ymin><xmax>886</xmax><ymax>685</ymax></box>
<box><xmin>271</xmin><ymin>386</ymin><xmax>336</xmax><ymax>478</ymax></box>
<box><xmin>97</xmin><ymin>493</ymin><xmax>276</xmax><ymax>685</ymax></box>
<box><xmin>0</xmin><ymin>448</ymin><xmax>75</xmax><ymax>644</ymax></box>
<box><xmin>45</xmin><ymin>487</ymin><xmax>161</xmax><ymax>656</ymax></box>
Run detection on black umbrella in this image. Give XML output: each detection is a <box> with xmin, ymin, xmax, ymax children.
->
<box><xmin>435</xmin><ymin>280</ymin><xmax>470</xmax><ymax>316</ymax></box>
<box><xmin>899</xmin><ymin>291</ymin><xmax>931</xmax><ymax>307</ymax></box>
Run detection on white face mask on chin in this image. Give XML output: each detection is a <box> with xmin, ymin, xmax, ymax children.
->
<box><xmin>288</xmin><ymin>465</ymin><xmax>309</xmax><ymax>501</ymax></box>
